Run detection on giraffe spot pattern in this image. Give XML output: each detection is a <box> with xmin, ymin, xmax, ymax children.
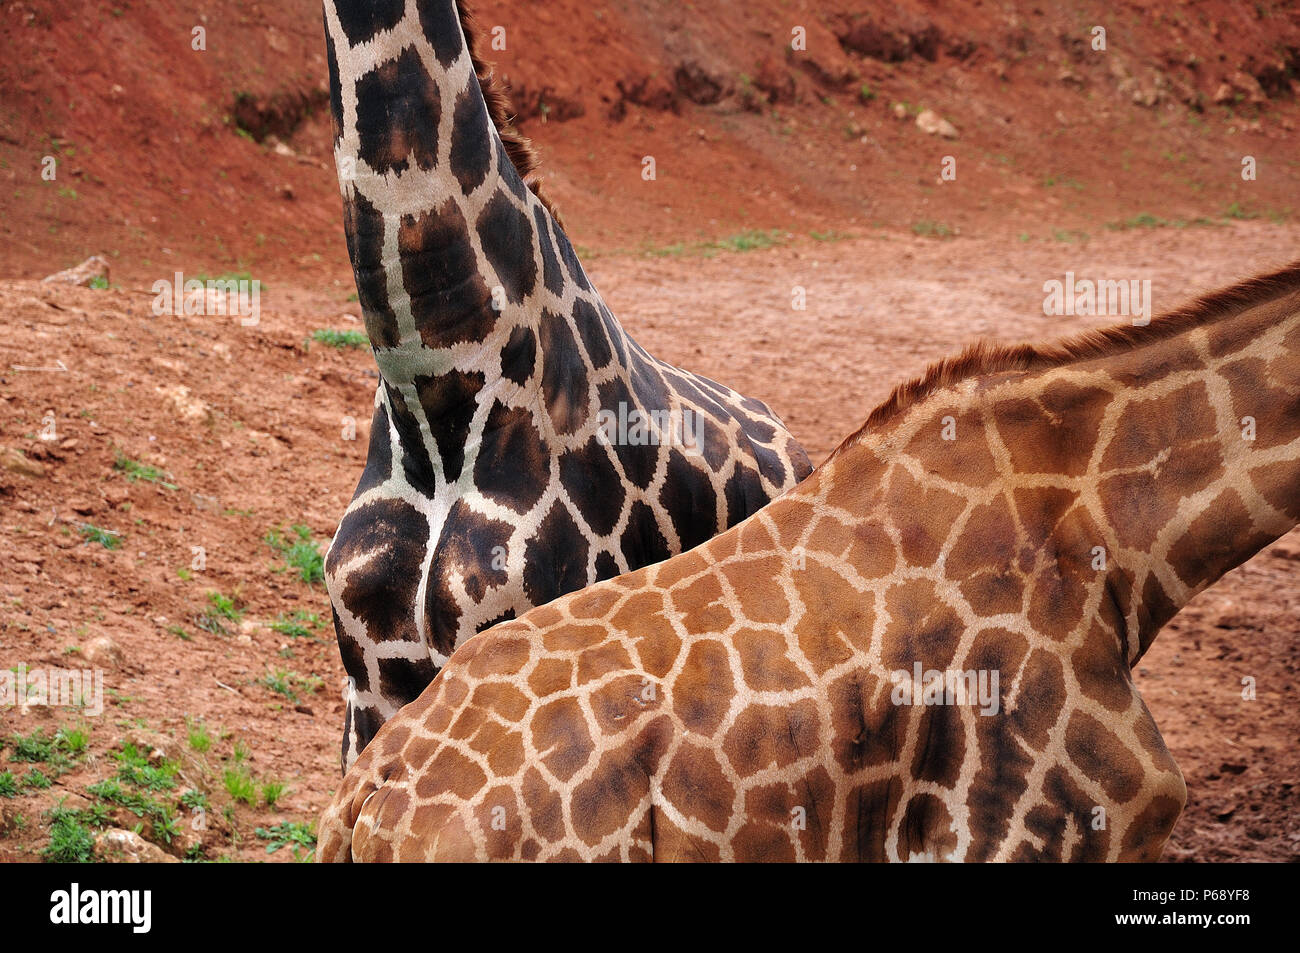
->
<box><xmin>473</xmin><ymin>401</ymin><xmax>550</xmax><ymax>512</ymax></box>
<box><xmin>354</xmin><ymin>46</ymin><xmax>441</xmax><ymax>175</ymax></box>
<box><xmin>476</xmin><ymin>190</ymin><xmax>537</xmax><ymax>306</ymax></box>
<box><xmin>399</xmin><ymin>200</ymin><xmax>495</xmax><ymax>349</ymax></box>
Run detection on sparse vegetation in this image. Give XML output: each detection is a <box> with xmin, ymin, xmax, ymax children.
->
<box><xmin>255</xmin><ymin>820</ymin><xmax>316</xmax><ymax>860</ymax></box>
<box><xmin>641</xmin><ymin>229</ymin><xmax>786</xmax><ymax>259</ymax></box>
<box><xmin>113</xmin><ymin>452</ymin><xmax>178</xmax><ymax>490</ymax></box>
<box><xmin>259</xmin><ymin>668</ymin><xmax>323</xmax><ymax>705</ymax></box>
<box><xmin>264</xmin><ymin>525</ymin><xmax>324</xmax><ymax>585</ymax></box>
<box><xmin>912</xmin><ymin>220</ymin><xmax>955</xmax><ymax>239</ymax></box>
<box><xmin>79</xmin><ymin>523</ymin><xmax>123</xmax><ymax>550</ymax></box>
<box><xmin>186</xmin><ymin>719</ymin><xmax>212</xmax><ymax>753</ymax></box>
<box><xmin>112</xmin><ymin>743</ymin><xmax>178</xmax><ymax>792</ymax></box>
<box><xmin>261</xmin><ymin>780</ymin><xmax>288</xmax><ymax>808</ymax></box>
<box><xmin>1106</xmin><ymin>212</ymin><xmax>1221</xmax><ymax>231</ymax></box>
<box><xmin>223</xmin><ymin>765</ymin><xmax>257</xmax><ymax>806</ymax></box>
<box><xmin>6</xmin><ymin>726</ymin><xmax>86</xmax><ymax>775</ymax></box>
<box><xmin>197</xmin><ymin>590</ymin><xmax>243</xmax><ymax>635</ymax></box>
<box><xmin>270</xmin><ymin>610</ymin><xmax>325</xmax><ymax>639</ymax></box>
<box><xmin>0</xmin><ymin>771</ymin><xmax>18</xmax><ymax>798</ymax></box>
<box><xmin>311</xmin><ymin>328</ymin><xmax>369</xmax><ymax>349</ymax></box>
<box><xmin>86</xmin><ymin>779</ymin><xmax>181</xmax><ymax>844</ymax></box>
<box><xmin>42</xmin><ymin>810</ymin><xmax>96</xmax><ymax>863</ymax></box>
<box><xmin>21</xmin><ymin>768</ymin><xmax>52</xmax><ymax>790</ymax></box>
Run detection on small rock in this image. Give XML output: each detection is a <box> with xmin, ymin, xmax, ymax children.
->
<box><xmin>84</xmin><ymin>636</ymin><xmax>125</xmax><ymax>669</ymax></box>
<box><xmin>42</xmin><ymin>255</ymin><xmax>110</xmax><ymax>287</ymax></box>
<box><xmin>916</xmin><ymin>109</ymin><xmax>958</xmax><ymax>138</ymax></box>
<box><xmin>2</xmin><ymin>449</ymin><xmax>46</xmax><ymax>478</ymax></box>
<box><xmin>892</xmin><ymin>102</ymin><xmax>909</xmax><ymax>119</ymax></box>
<box><xmin>93</xmin><ymin>828</ymin><xmax>179</xmax><ymax>864</ymax></box>
<box><xmin>158</xmin><ymin>384</ymin><xmax>211</xmax><ymax>425</ymax></box>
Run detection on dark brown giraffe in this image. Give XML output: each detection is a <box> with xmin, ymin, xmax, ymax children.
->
<box><xmin>319</xmin><ymin>262</ymin><xmax>1300</xmax><ymax>861</ymax></box>
<box><xmin>322</xmin><ymin>0</ymin><xmax>812</xmax><ymax>769</ymax></box>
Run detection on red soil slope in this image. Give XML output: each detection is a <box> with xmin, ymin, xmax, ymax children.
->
<box><xmin>1</xmin><ymin>1</ymin><xmax>1298</xmax><ymax>279</ymax></box>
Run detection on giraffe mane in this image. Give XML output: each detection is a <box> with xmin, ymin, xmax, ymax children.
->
<box><xmin>459</xmin><ymin>2</ymin><xmax>564</xmax><ymax>228</ymax></box>
<box><xmin>833</xmin><ymin>259</ymin><xmax>1300</xmax><ymax>457</ymax></box>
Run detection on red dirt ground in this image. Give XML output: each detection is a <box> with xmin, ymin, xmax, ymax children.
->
<box><xmin>0</xmin><ymin>0</ymin><xmax>1297</xmax><ymax>862</ymax></box>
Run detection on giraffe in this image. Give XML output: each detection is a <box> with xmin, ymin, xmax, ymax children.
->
<box><xmin>318</xmin><ymin>262</ymin><xmax>1300</xmax><ymax>862</ymax></box>
<box><xmin>321</xmin><ymin>0</ymin><xmax>813</xmax><ymax>770</ymax></box>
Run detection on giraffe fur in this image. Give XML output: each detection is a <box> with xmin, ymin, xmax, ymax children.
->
<box><xmin>322</xmin><ymin>0</ymin><xmax>813</xmax><ymax>771</ymax></box>
<box><xmin>319</xmin><ymin>262</ymin><xmax>1300</xmax><ymax>862</ymax></box>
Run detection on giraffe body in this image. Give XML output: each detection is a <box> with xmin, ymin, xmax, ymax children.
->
<box><xmin>320</xmin><ymin>264</ymin><xmax>1300</xmax><ymax>861</ymax></box>
<box><xmin>323</xmin><ymin>0</ymin><xmax>811</xmax><ymax>769</ymax></box>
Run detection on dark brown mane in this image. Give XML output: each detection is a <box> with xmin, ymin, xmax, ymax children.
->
<box><xmin>460</xmin><ymin>3</ymin><xmax>563</xmax><ymax>228</ymax></box>
<box><xmin>831</xmin><ymin>259</ymin><xmax>1300</xmax><ymax>459</ymax></box>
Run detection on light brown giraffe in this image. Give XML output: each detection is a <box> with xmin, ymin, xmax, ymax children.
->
<box><xmin>319</xmin><ymin>262</ymin><xmax>1300</xmax><ymax>862</ymax></box>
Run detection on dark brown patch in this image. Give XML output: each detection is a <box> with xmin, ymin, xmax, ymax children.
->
<box><xmin>672</xmin><ymin>639</ymin><xmax>733</xmax><ymax>737</ymax></box>
<box><xmin>661</xmin><ymin>743</ymin><xmax>735</xmax><ymax>833</ymax></box>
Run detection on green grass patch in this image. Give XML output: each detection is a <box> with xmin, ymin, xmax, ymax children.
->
<box><xmin>197</xmin><ymin>590</ymin><xmax>242</xmax><ymax>635</ymax></box>
<box><xmin>0</xmin><ymin>771</ymin><xmax>18</xmax><ymax>797</ymax></box>
<box><xmin>912</xmin><ymin>220</ymin><xmax>955</xmax><ymax>239</ymax></box>
<box><xmin>270</xmin><ymin>610</ymin><xmax>325</xmax><ymax>639</ymax></box>
<box><xmin>258</xmin><ymin>669</ymin><xmax>323</xmax><ymax>705</ymax></box>
<box><xmin>223</xmin><ymin>766</ymin><xmax>257</xmax><ymax>806</ymax></box>
<box><xmin>261</xmin><ymin>780</ymin><xmax>288</xmax><ymax>808</ymax></box>
<box><xmin>113</xmin><ymin>452</ymin><xmax>178</xmax><ymax>490</ymax></box>
<box><xmin>79</xmin><ymin>523</ymin><xmax>123</xmax><ymax>550</ymax></box>
<box><xmin>641</xmin><ymin>229</ymin><xmax>786</xmax><ymax>259</ymax></box>
<box><xmin>85</xmin><ymin>779</ymin><xmax>181</xmax><ymax>844</ymax></box>
<box><xmin>192</xmin><ymin>271</ymin><xmax>264</xmax><ymax>289</ymax></box>
<box><xmin>264</xmin><ymin>526</ymin><xmax>324</xmax><ymax>585</ymax></box>
<box><xmin>42</xmin><ymin>809</ymin><xmax>96</xmax><ymax>863</ymax></box>
<box><xmin>311</xmin><ymin>328</ymin><xmax>369</xmax><ymax>349</ymax></box>
<box><xmin>186</xmin><ymin>719</ymin><xmax>212</xmax><ymax>754</ymax></box>
<box><xmin>255</xmin><ymin>820</ymin><xmax>316</xmax><ymax>860</ymax></box>
<box><xmin>6</xmin><ymin>726</ymin><xmax>86</xmax><ymax>773</ymax></box>
<box><xmin>58</xmin><ymin>725</ymin><xmax>90</xmax><ymax>757</ymax></box>
<box><xmin>21</xmin><ymin>768</ymin><xmax>52</xmax><ymax>790</ymax></box>
<box><xmin>112</xmin><ymin>743</ymin><xmax>178</xmax><ymax>792</ymax></box>
<box><xmin>1106</xmin><ymin>212</ymin><xmax>1221</xmax><ymax>231</ymax></box>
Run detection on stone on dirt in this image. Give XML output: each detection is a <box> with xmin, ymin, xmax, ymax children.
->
<box><xmin>93</xmin><ymin>828</ymin><xmax>179</xmax><ymax>863</ymax></box>
<box><xmin>42</xmin><ymin>255</ymin><xmax>110</xmax><ymax>287</ymax></box>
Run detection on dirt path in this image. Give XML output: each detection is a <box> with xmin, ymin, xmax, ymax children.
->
<box><xmin>1</xmin><ymin>224</ymin><xmax>1297</xmax><ymax>861</ymax></box>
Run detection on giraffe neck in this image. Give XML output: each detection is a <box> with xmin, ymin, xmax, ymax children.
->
<box><xmin>1100</xmin><ymin>286</ymin><xmax>1300</xmax><ymax>658</ymax></box>
<box><xmin>831</xmin><ymin>270</ymin><xmax>1300</xmax><ymax>666</ymax></box>
<box><xmin>324</xmin><ymin>0</ymin><xmax>606</xmax><ymax>427</ymax></box>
